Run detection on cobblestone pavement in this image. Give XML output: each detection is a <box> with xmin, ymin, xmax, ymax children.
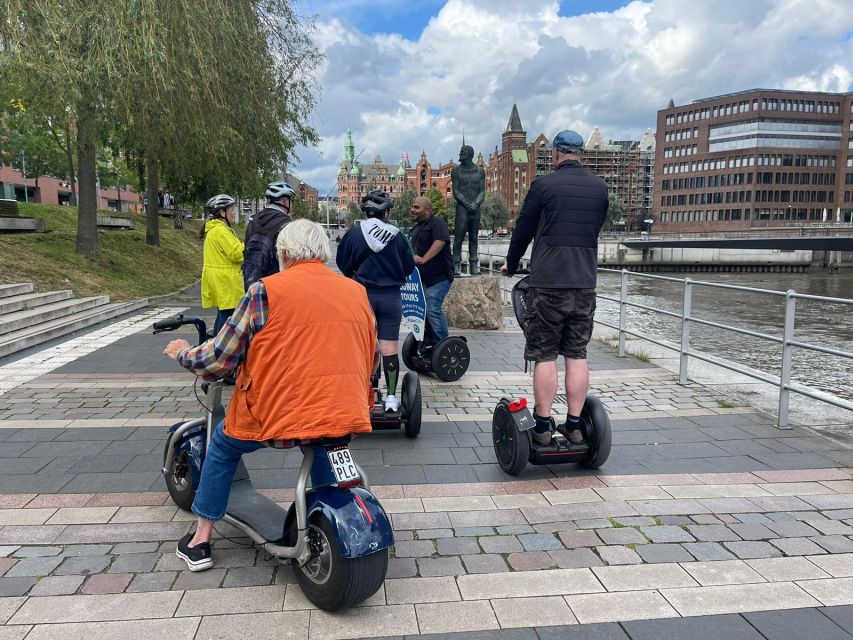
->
<box><xmin>1</xmin><ymin>292</ymin><xmax>852</xmax><ymax>638</ymax></box>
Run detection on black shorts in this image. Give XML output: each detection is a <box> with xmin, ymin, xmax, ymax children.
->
<box><xmin>367</xmin><ymin>290</ymin><xmax>402</xmax><ymax>341</ymax></box>
<box><xmin>523</xmin><ymin>287</ymin><xmax>596</xmax><ymax>362</ymax></box>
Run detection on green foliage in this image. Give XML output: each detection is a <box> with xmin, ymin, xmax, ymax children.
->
<box><xmin>605</xmin><ymin>195</ymin><xmax>627</xmax><ymax>231</ymax></box>
<box><xmin>0</xmin><ymin>100</ymin><xmax>67</xmax><ymax>184</ymax></box>
<box><xmin>346</xmin><ymin>201</ymin><xmax>361</xmax><ymax>226</ymax></box>
<box><xmin>426</xmin><ymin>187</ymin><xmax>446</xmax><ymax>222</ymax></box>
<box><xmin>479</xmin><ymin>192</ymin><xmax>510</xmax><ymax>232</ymax></box>
<box><xmin>390</xmin><ymin>186</ymin><xmax>416</xmax><ymax>229</ymax></box>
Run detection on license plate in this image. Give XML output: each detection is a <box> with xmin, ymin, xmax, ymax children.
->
<box><xmin>327</xmin><ymin>447</ymin><xmax>360</xmax><ymax>484</ymax></box>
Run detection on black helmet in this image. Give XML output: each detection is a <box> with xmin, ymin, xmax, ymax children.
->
<box><xmin>360</xmin><ymin>190</ymin><xmax>393</xmax><ymax>217</ymax></box>
<box><xmin>204</xmin><ymin>194</ymin><xmax>236</xmax><ymax>215</ymax></box>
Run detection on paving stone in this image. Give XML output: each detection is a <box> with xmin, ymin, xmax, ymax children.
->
<box><xmin>415</xmin><ymin>600</ymin><xmax>499</xmax><ymax>635</ymax></box>
<box><xmin>153</xmin><ymin>553</ymin><xmax>185</xmax><ymax>572</ymax></box>
<box><xmin>658</xmin><ymin>516</ymin><xmax>694</xmax><ymax>525</ymax></box>
<box><xmin>744</xmin><ymin>607</ymin><xmax>852</xmax><ymax>640</ymax></box>
<box><xmin>172</xmin><ymin>568</ymin><xmax>226</xmax><ymax>590</ymax></box>
<box><xmin>690</xmin><ymin>514</ymin><xmax>725</xmax><ymax>524</ymax></box>
<box><xmin>593</xmin><ymin>563</ymin><xmax>698</xmax><ymax>591</ymax></box>
<box><xmin>274</xmin><ymin>565</ymin><xmax>297</xmax><ymax>585</ymax></box>
<box><xmin>415</xmin><ymin>529</ymin><xmax>453</xmax><ymax>539</ymax></box>
<box><xmin>597</xmin><ymin>527</ymin><xmax>647</xmax><ymax>545</ymax></box>
<box><xmin>61</xmin><ymin>544</ymin><xmax>113</xmax><ymax>557</ymax></box>
<box><xmin>811</xmin><ymin>520</ymin><xmax>853</xmax><ymax>535</ymax></box>
<box><xmin>108</xmin><ymin>553</ymin><xmax>159</xmax><ymax>573</ymax></box>
<box><xmin>81</xmin><ymin>572</ymin><xmax>132</xmax><ymax>594</ymax></box>
<box><xmin>681</xmin><ymin>560</ymin><xmax>765</xmax><ymax>586</ymax></box>
<box><xmin>4</xmin><ymin>556</ymin><xmax>63</xmax><ymax>577</ymax></box>
<box><xmin>461</xmin><ymin>554</ymin><xmax>509</xmax><ymax>574</ymax></box>
<box><xmin>771</xmin><ymin>537</ymin><xmax>828</xmax><ymax>556</ymax></box>
<box><xmin>453</xmin><ymin>527</ymin><xmax>493</xmax><ymax>537</ymax></box>
<box><xmin>613</xmin><ymin>517</ymin><xmax>657</xmax><ymax>527</ymax></box>
<box><xmin>570</xmin><ymin>589</ymin><xmax>678</xmax><ymax>624</ymax></box>
<box><xmin>0</xmin><ymin>576</ymin><xmax>37</xmax><ymax>596</ymax></box>
<box><xmin>641</xmin><ymin>525</ymin><xmax>695</xmax><ymax>543</ymax></box>
<box><xmin>436</xmin><ymin>537</ymin><xmax>481</xmax><ymax>556</ymax></box>
<box><xmin>597</xmin><ymin>545</ymin><xmax>643</xmax><ymax>565</ymax></box>
<box><xmin>479</xmin><ymin>535</ymin><xmax>523</xmax><ymax>554</ymax></box>
<box><xmin>386</xmin><ymin>557</ymin><xmax>417</xmax><ymax>579</ymax></box>
<box><xmin>126</xmin><ymin>571</ymin><xmax>176</xmax><ymax>592</ymax></box>
<box><xmin>548</xmin><ymin>548</ymin><xmax>604</xmax><ymax>568</ymax></box>
<box><xmin>222</xmin><ymin>566</ymin><xmax>274</xmax><ymax>587</ymax></box>
<box><xmin>683</xmin><ymin>542</ymin><xmax>737</xmax><ymax>561</ymax></box>
<box><xmin>0</xmin><ymin>558</ymin><xmax>16</xmax><ymax>577</ymax></box>
<box><xmin>558</xmin><ymin>530</ymin><xmax>602</xmax><ymax>548</ymax></box>
<box><xmin>497</xmin><ymin>524</ymin><xmax>535</xmax><ymax>535</ymax></box>
<box><xmin>507</xmin><ymin>551</ymin><xmax>557</xmax><ymax>571</ymax></box>
<box><xmin>624</xmin><ymin>613</ymin><xmax>765</xmax><ymax>640</ymax></box>
<box><xmin>417</xmin><ymin>556</ymin><xmax>465</xmax><ymax>577</ymax></box>
<box><xmin>53</xmin><ymin>554</ymin><xmax>111</xmax><ymax>576</ymax></box>
<box><xmin>735</xmin><ymin>513</ymin><xmax>774</xmax><ymax>525</ymax></box>
<box><xmin>575</xmin><ymin>518</ymin><xmax>611</xmax><ymax>529</ymax></box>
<box><xmin>729</xmin><ymin>523</ymin><xmax>775</xmax><ymax>540</ymax></box>
<box><xmin>209</xmin><ymin>548</ymin><xmax>257</xmax><ymax>568</ymax></box>
<box><xmin>394</xmin><ymin>540</ymin><xmax>435</xmax><ymax>558</ymax></box>
<box><xmin>538</xmin><ymin>622</ymin><xmax>629</xmax><ymax>639</ymax></box>
<box><xmin>686</xmin><ymin>524</ymin><xmax>742</xmax><ymax>542</ymax></box>
<box><xmin>12</xmin><ymin>547</ymin><xmax>62</xmax><ymax>558</ymax></box>
<box><xmin>28</xmin><ymin>574</ymin><xmax>84</xmax><ymax>596</ymax></box>
<box><xmin>812</xmin><ymin>535</ymin><xmax>853</xmax><ymax>553</ymax></box>
<box><xmin>636</xmin><ymin>544</ymin><xmax>694</xmax><ymax>564</ymax></box>
<box><xmin>110</xmin><ymin>542</ymin><xmax>159</xmax><ymax>554</ymax></box>
<box><xmin>724</xmin><ymin>541</ymin><xmax>783</xmax><ymax>559</ymax></box>
<box><xmin>518</xmin><ymin>533</ymin><xmax>563</xmax><ymax>551</ymax></box>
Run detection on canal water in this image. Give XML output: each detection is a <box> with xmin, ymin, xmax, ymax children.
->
<box><xmin>595</xmin><ymin>270</ymin><xmax>853</xmax><ymax>402</ymax></box>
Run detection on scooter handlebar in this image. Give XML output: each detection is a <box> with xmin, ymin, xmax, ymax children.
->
<box><xmin>152</xmin><ymin>315</ymin><xmax>209</xmax><ymax>345</ymax></box>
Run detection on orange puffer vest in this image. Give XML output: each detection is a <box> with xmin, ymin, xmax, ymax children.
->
<box><xmin>224</xmin><ymin>260</ymin><xmax>375</xmax><ymax>441</ymax></box>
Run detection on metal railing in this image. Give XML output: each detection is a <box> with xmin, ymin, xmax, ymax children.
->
<box><xmin>471</xmin><ymin>249</ymin><xmax>853</xmax><ymax>428</ymax></box>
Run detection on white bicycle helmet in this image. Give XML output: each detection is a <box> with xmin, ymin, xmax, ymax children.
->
<box><xmin>265</xmin><ymin>181</ymin><xmax>295</xmax><ymax>202</ymax></box>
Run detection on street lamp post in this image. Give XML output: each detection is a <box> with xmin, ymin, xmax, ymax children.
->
<box><xmin>19</xmin><ymin>150</ymin><xmax>28</xmax><ymax>203</ymax></box>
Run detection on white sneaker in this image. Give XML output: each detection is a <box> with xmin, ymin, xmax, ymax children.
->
<box><xmin>384</xmin><ymin>394</ymin><xmax>400</xmax><ymax>412</ymax></box>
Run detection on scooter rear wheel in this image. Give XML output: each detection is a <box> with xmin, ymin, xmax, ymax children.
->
<box><xmin>581</xmin><ymin>394</ymin><xmax>612</xmax><ymax>469</ymax></box>
<box><xmin>401</xmin><ymin>333</ymin><xmax>419</xmax><ymax>371</ymax></box>
<box><xmin>431</xmin><ymin>337</ymin><xmax>470</xmax><ymax>382</ymax></box>
<box><xmin>401</xmin><ymin>371</ymin><xmax>421</xmax><ymax>438</ymax></box>
<box><xmin>163</xmin><ymin>440</ymin><xmax>195</xmax><ymax>511</ymax></box>
<box><xmin>293</xmin><ymin>513</ymin><xmax>388</xmax><ymax>611</ymax></box>
<box><xmin>492</xmin><ymin>401</ymin><xmax>529</xmax><ymax>475</ymax></box>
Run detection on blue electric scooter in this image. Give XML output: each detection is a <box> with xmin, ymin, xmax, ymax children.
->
<box><xmin>153</xmin><ymin>315</ymin><xmax>393</xmax><ymax>611</ymax></box>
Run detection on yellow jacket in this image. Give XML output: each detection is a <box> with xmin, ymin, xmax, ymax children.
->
<box><xmin>201</xmin><ymin>219</ymin><xmax>245</xmax><ymax>309</ymax></box>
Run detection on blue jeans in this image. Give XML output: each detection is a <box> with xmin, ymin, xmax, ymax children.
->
<box><xmin>192</xmin><ymin>420</ymin><xmax>265</xmax><ymax>521</ymax></box>
<box><xmin>213</xmin><ymin>308</ymin><xmax>234</xmax><ymax>336</ymax></box>
<box><xmin>424</xmin><ymin>279</ymin><xmax>451</xmax><ymax>345</ymax></box>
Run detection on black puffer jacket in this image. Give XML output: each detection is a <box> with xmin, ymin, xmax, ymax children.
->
<box><xmin>242</xmin><ymin>206</ymin><xmax>292</xmax><ymax>290</ymax></box>
<box><xmin>505</xmin><ymin>160</ymin><xmax>608</xmax><ymax>289</ymax></box>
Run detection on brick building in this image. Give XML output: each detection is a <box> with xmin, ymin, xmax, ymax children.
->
<box><xmin>655</xmin><ymin>88</ymin><xmax>853</xmax><ymax>231</ymax></box>
<box><xmin>335</xmin><ymin>129</ymin><xmax>465</xmax><ymax>208</ymax></box>
<box><xmin>282</xmin><ymin>172</ymin><xmax>319</xmax><ymax>211</ymax></box>
<box><xmin>0</xmin><ymin>165</ymin><xmax>142</xmax><ymax>212</ymax></box>
<box><xmin>486</xmin><ymin>104</ymin><xmax>655</xmax><ymax>228</ymax></box>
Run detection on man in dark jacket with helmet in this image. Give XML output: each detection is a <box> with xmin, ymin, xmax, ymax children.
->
<box><xmin>337</xmin><ymin>190</ymin><xmax>415</xmax><ymax>413</ymax></box>
<box><xmin>502</xmin><ymin>130</ymin><xmax>608</xmax><ymax>448</ymax></box>
<box><xmin>242</xmin><ymin>181</ymin><xmax>294</xmax><ymax>289</ymax></box>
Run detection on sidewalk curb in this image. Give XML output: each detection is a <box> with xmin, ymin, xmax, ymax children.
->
<box><xmin>147</xmin><ymin>279</ymin><xmax>201</xmax><ymax>306</ymax></box>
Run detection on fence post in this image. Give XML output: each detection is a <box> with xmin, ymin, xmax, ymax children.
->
<box><xmin>679</xmin><ymin>278</ymin><xmax>692</xmax><ymax>384</ymax></box>
<box><xmin>618</xmin><ymin>270</ymin><xmax>628</xmax><ymax>357</ymax></box>
<box><xmin>777</xmin><ymin>291</ymin><xmax>796</xmax><ymax>429</ymax></box>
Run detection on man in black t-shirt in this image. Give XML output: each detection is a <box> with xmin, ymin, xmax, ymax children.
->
<box><xmin>409</xmin><ymin>196</ymin><xmax>454</xmax><ymax>349</ymax></box>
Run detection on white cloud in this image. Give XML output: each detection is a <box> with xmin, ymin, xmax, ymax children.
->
<box><xmin>292</xmin><ymin>0</ymin><xmax>853</xmax><ymax>190</ymax></box>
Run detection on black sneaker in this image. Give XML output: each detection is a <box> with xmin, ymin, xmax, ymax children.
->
<box><xmin>176</xmin><ymin>532</ymin><xmax>213</xmax><ymax>572</ymax></box>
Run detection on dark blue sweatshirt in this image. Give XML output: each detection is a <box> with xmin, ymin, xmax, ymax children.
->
<box><xmin>336</xmin><ymin>218</ymin><xmax>415</xmax><ymax>293</ymax></box>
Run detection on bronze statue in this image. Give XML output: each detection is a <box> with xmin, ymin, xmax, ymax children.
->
<box><xmin>451</xmin><ymin>144</ymin><xmax>485</xmax><ymax>275</ymax></box>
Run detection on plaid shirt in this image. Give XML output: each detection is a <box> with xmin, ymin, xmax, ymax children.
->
<box><xmin>177</xmin><ymin>281</ymin><xmax>268</xmax><ymax>379</ymax></box>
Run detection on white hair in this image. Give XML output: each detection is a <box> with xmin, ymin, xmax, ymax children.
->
<box><xmin>276</xmin><ymin>219</ymin><xmax>330</xmax><ymax>264</ymax></box>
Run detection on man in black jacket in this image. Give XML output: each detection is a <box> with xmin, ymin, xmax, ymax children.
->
<box><xmin>502</xmin><ymin>130</ymin><xmax>608</xmax><ymax>447</ymax></box>
<box><xmin>242</xmin><ymin>181</ymin><xmax>294</xmax><ymax>289</ymax></box>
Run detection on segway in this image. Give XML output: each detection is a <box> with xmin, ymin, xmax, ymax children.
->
<box><xmin>491</xmin><ymin>273</ymin><xmax>612</xmax><ymax>475</ymax></box>
<box><xmin>400</xmin><ymin>269</ymin><xmax>470</xmax><ymax>382</ymax></box>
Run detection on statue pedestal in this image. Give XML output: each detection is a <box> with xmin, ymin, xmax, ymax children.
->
<box><xmin>444</xmin><ymin>275</ymin><xmax>502</xmax><ymax>330</ymax></box>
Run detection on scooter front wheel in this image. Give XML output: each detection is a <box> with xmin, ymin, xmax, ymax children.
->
<box><xmin>294</xmin><ymin>513</ymin><xmax>388</xmax><ymax>611</ymax></box>
<box><xmin>163</xmin><ymin>440</ymin><xmax>195</xmax><ymax>511</ymax></box>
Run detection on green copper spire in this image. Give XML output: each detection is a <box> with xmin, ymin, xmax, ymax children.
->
<box><xmin>344</xmin><ymin>128</ymin><xmax>355</xmax><ymax>164</ymax></box>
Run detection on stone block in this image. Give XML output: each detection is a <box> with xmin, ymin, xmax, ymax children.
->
<box><xmin>436</xmin><ymin>537</ymin><xmax>480</xmax><ymax>556</ymax></box>
<box><xmin>417</xmin><ymin>556</ymin><xmax>465</xmax><ymax>577</ymax></box>
<box><xmin>548</xmin><ymin>548</ymin><xmax>604</xmax><ymax>568</ymax></box>
<box><xmin>443</xmin><ymin>275</ymin><xmax>502</xmax><ymax>330</ymax></box>
<box><xmin>81</xmin><ymin>573</ymin><xmax>132</xmax><ymax>594</ymax></box>
<box><xmin>724</xmin><ymin>541</ymin><xmax>782</xmax><ymax>559</ymax></box>
<box><xmin>461</xmin><ymin>554</ymin><xmax>509</xmax><ymax>574</ymax></box>
<box><xmin>636</xmin><ymin>544</ymin><xmax>694</xmax><ymax>564</ymax></box>
<box><xmin>28</xmin><ymin>574</ymin><xmax>85</xmax><ymax>596</ymax></box>
<box><xmin>507</xmin><ymin>551</ymin><xmax>556</xmax><ymax>571</ymax></box>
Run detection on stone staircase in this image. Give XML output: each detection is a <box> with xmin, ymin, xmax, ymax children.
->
<box><xmin>0</xmin><ymin>283</ymin><xmax>148</xmax><ymax>358</ymax></box>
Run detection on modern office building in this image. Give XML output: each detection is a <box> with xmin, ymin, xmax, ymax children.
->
<box><xmin>655</xmin><ymin>89</ymin><xmax>853</xmax><ymax>231</ymax></box>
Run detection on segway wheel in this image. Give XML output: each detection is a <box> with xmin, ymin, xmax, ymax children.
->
<box><xmin>293</xmin><ymin>513</ymin><xmax>388</xmax><ymax>611</ymax></box>
<box><xmin>492</xmin><ymin>401</ymin><xmax>529</xmax><ymax>475</ymax></box>
<box><xmin>431</xmin><ymin>337</ymin><xmax>470</xmax><ymax>382</ymax></box>
<box><xmin>163</xmin><ymin>439</ymin><xmax>195</xmax><ymax>511</ymax></box>
<box><xmin>581</xmin><ymin>394</ymin><xmax>612</xmax><ymax>469</ymax></box>
<box><xmin>401</xmin><ymin>371</ymin><xmax>421</xmax><ymax>438</ymax></box>
<box><xmin>401</xmin><ymin>333</ymin><xmax>419</xmax><ymax>371</ymax></box>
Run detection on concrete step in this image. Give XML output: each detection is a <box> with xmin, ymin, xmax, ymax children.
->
<box><xmin>0</xmin><ymin>296</ymin><xmax>110</xmax><ymax>336</ymax></box>
<box><xmin>0</xmin><ymin>299</ymin><xmax>149</xmax><ymax>358</ymax></box>
<box><xmin>0</xmin><ymin>283</ymin><xmax>33</xmax><ymax>300</ymax></box>
<box><xmin>0</xmin><ymin>290</ymin><xmax>74</xmax><ymax>315</ymax></box>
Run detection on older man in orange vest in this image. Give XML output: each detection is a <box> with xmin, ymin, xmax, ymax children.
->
<box><xmin>164</xmin><ymin>219</ymin><xmax>375</xmax><ymax>571</ymax></box>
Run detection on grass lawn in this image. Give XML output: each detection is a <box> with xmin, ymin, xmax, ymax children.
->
<box><xmin>0</xmin><ymin>203</ymin><xmax>216</xmax><ymax>302</ymax></box>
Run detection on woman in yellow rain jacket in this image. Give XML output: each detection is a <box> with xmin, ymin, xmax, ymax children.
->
<box><xmin>199</xmin><ymin>194</ymin><xmax>245</xmax><ymax>334</ymax></box>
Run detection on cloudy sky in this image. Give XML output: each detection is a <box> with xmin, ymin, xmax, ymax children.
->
<box><xmin>292</xmin><ymin>0</ymin><xmax>853</xmax><ymax>193</ymax></box>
